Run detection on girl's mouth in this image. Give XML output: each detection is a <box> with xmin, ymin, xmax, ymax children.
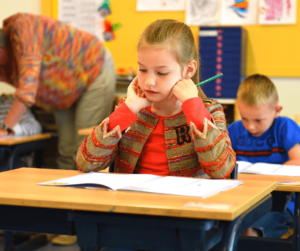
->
<box><xmin>145</xmin><ymin>90</ymin><xmax>159</xmax><ymax>95</ymax></box>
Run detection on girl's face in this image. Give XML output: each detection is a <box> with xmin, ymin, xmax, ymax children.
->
<box><xmin>137</xmin><ymin>46</ymin><xmax>184</xmax><ymax>102</ymax></box>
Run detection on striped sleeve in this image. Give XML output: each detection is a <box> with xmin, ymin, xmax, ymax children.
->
<box><xmin>189</xmin><ymin>100</ymin><xmax>236</xmax><ymax>179</ymax></box>
<box><xmin>6</xmin><ymin>14</ymin><xmax>43</xmax><ymax>107</ymax></box>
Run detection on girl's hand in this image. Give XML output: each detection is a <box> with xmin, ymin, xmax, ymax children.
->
<box><xmin>168</xmin><ymin>79</ymin><xmax>198</xmax><ymax>105</ymax></box>
<box><xmin>125</xmin><ymin>77</ymin><xmax>152</xmax><ymax>114</ymax></box>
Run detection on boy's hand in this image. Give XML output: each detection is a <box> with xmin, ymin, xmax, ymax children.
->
<box><xmin>125</xmin><ymin>77</ymin><xmax>152</xmax><ymax>114</ymax></box>
<box><xmin>168</xmin><ymin>79</ymin><xmax>198</xmax><ymax>105</ymax></box>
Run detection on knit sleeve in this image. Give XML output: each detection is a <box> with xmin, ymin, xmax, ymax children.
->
<box><xmin>189</xmin><ymin>99</ymin><xmax>236</xmax><ymax>179</ymax></box>
<box><xmin>76</xmin><ymin>97</ymin><xmax>137</xmax><ymax>172</ymax></box>
<box><xmin>5</xmin><ymin>14</ymin><xmax>43</xmax><ymax>107</ymax></box>
<box><xmin>76</xmin><ymin>118</ymin><xmax>122</xmax><ymax>172</ymax></box>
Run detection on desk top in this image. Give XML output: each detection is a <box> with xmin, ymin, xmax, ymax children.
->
<box><xmin>239</xmin><ymin>173</ymin><xmax>300</xmax><ymax>192</ymax></box>
<box><xmin>78</xmin><ymin>127</ymin><xmax>94</xmax><ymax>136</ymax></box>
<box><xmin>0</xmin><ymin>133</ymin><xmax>51</xmax><ymax>146</ymax></box>
<box><xmin>0</xmin><ymin>168</ymin><xmax>276</xmax><ymax>221</ymax></box>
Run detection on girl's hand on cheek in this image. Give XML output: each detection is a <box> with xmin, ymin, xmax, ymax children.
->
<box><xmin>171</xmin><ymin>79</ymin><xmax>198</xmax><ymax>104</ymax></box>
<box><xmin>125</xmin><ymin>77</ymin><xmax>152</xmax><ymax>114</ymax></box>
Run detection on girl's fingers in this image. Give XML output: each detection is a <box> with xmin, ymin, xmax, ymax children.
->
<box><xmin>173</xmin><ymin>95</ymin><xmax>177</xmax><ymax>106</ymax></box>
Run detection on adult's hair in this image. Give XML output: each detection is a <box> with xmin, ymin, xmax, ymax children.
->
<box><xmin>138</xmin><ymin>19</ymin><xmax>206</xmax><ymax>98</ymax></box>
<box><xmin>0</xmin><ymin>29</ymin><xmax>6</xmax><ymax>48</ymax></box>
<box><xmin>237</xmin><ymin>74</ymin><xmax>279</xmax><ymax>106</ymax></box>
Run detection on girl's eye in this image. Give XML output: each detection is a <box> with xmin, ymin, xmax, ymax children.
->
<box><xmin>256</xmin><ymin>120</ymin><xmax>262</xmax><ymax>123</ymax></box>
<box><xmin>158</xmin><ymin>72</ymin><xmax>168</xmax><ymax>76</ymax></box>
<box><xmin>139</xmin><ymin>69</ymin><xmax>146</xmax><ymax>72</ymax></box>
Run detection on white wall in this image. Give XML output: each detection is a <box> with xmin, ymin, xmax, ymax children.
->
<box><xmin>0</xmin><ymin>0</ymin><xmax>40</xmax><ymax>95</ymax></box>
<box><xmin>271</xmin><ymin>77</ymin><xmax>300</xmax><ymax>116</ymax></box>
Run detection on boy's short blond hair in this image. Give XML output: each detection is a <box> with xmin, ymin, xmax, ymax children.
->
<box><xmin>237</xmin><ymin>74</ymin><xmax>278</xmax><ymax>106</ymax></box>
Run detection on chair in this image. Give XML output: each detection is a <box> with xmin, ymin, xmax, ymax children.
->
<box><xmin>230</xmin><ymin>163</ymin><xmax>238</xmax><ymax>179</ymax></box>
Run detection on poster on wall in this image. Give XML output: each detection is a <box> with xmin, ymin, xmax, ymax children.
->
<box><xmin>221</xmin><ymin>0</ymin><xmax>258</xmax><ymax>25</ymax></box>
<box><xmin>185</xmin><ymin>0</ymin><xmax>221</xmax><ymax>25</ymax></box>
<box><xmin>136</xmin><ymin>0</ymin><xmax>186</xmax><ymax>11</ymax></box>
<box><xmin>259</xmin><ymin>0</ymin><xmax>297</xmax><ymax>25</ymax></box>
<box><xmin>58</xmin><ymin>0</ymin><xmax>106</xmax><ymax>40</ymax></box>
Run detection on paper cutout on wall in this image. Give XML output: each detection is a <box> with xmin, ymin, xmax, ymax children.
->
<box><xmin>136</xmin><ymin>0</ymin><xmax>186</xmax><ymax>11</ymax></box>
<box><xmin>98</xmin><ymin>0</ymin><xmax>111</xmax><ymax>18</ymax></box>
<box><xmin>103</xmin><ymin>20</ymin><xmax>122</xmax><ymax>41</ymax></box>
<box><xmin>185</xmin><ymin>0</ymin><xmax>221</xmax><ymax>25</ymax></box>
<box><xmin>221</xmin><ymin>0</ymin><xmax>258</xmax><ymax>25</ymax></box>
<box><xmin>58</xmin><ymin>0</ymin><xmax>106</xmax><ymax>40</ymax></box>
<box><xmin>259</xmin><ymin>0</ymin><xmax>297</xmax><ymax>25</ymax></box>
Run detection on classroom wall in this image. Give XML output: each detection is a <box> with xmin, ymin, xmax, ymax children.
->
<box><xmin>0</xmin><ymin>0</ymin><xmax>41</xmax><ymax>95</ymax></box>
<box><xmin>0</xmin><ymin>0</ymin><xmax>299</xmax><ymax>117</ymax></box>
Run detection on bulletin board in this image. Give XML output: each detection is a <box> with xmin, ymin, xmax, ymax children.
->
<box><xmin>41</xmin><ymin>0</ymin><xmax>300</xmax><ymax>77</ymax></box>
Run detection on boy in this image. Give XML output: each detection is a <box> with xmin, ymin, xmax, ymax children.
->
<box><xmin>228</xmin><ymin>74</ymin><xmax>300</xmax><ymax>237</ymax></box>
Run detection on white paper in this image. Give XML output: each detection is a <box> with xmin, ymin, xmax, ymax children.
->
<box><xmin>39</xmin><ymin>173</ymin><xmax>243</xmax><ymax>198</ymax></box>
<box><xmin>58</xmin><ymin>0</ymin><xmax>105</xmax><ymax>40</ymax></box>
<box><xmin>221</xmin><ymin>0</ymin><xmax>258</xmax><ymax>25</ymax></box>
<box><xmin>238</xmin><ymin>162</ymin><xmax>300</xmax><ymax>177</ymax></box>
<box><xmin>185</xmin><ymin>0</ymin><xmax>221</xmax><ymax>25</ymax></box>
<box><xmin>259</xmin><ymin>0</ymin><xmax>297</xmax><ymax>25</ymax></box>
<box><xmin>272</xmin><ymin>165</ymin><xmax>300</xmax><ymax>176</ymax></box>
<box><xmin>237</xmin><ymin>161</ymin><xmax>254</xmax><ymax>173</ymax></box>
<box><xmin>39</xmin><ymin>172</ymin><xmax>160</xmax><ymax>191</ymax></box>
<box><xmin>245</xmin><ymin>163</ymin><xmax>282</xmax><ymax>174</ymax></box>
<box><xmin>136</xmin><ymin>0</ymin><xmax>186</xmax><ymax>11</ymax></box>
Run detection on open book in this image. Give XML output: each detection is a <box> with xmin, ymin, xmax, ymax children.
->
<box><xmin>38</xmin><ymin>172</ymin><xmax>243</xmax><ymax>198</ymax></box>
<box><xmin>237</xmin><ymin>161</ymin><xmax>300</xmax><ymax>176</ymax></box>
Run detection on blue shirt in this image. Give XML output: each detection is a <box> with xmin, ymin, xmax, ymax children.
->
<box><xmin>228</xmin><ymin>116</ymin><xmax>300</xmax><ymax>215</ymax></box>
<box><xmin>228</xmin><ymin>116</ymin><xmax>300</xmax><ymax>164</ymax></box>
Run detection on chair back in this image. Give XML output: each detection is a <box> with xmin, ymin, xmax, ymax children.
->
<box><xmin>230</xmin><ymin>163</ymin><xmax>238</xmax><ymax>179</ymax></box>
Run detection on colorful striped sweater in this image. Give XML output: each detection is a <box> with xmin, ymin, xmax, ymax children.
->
<box><xmin>2</xmin><ymin>13</ymin><xmax>106</xmax><ymax>111</ymax></box>
<box><xmin>76</xmin><ymin>98</ymin><xmax>236</xmax><ymax>179</ymax></box>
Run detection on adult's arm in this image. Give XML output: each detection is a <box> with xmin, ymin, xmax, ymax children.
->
<box><xmin>2</xmin><ymin>14</ymin><xmax>42</xmax><ymax>130</ymax></box>
<box><xmin>0</xmin><ymin>99</ymin><xmax>27</xmax><ymax>137</ymax></box>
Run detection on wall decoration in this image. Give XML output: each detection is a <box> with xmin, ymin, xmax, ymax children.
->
<box><xmin>221</xmin><ymin>0</ymin><xmax>258</xmax><ymax>25</ymax></box>
<box><xmin>259</xmin><ymin>0</ymin><xmax>297</xmax><ymax>25</ymax></box>
<box><xmin>185</xmin><ymin>0</ymin><xmax>221</xmax><ymax>25</ymax></box>
<box><xmin>136</xmin><ymin>0</ymin><xmax>186</xmax><ymax>11</ymax></box>
<box><xmin>58</xmin><ymin>0</ymin><xmax>120</xmax><ymax>41</ymax></box>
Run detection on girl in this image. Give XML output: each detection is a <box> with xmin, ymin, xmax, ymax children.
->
<box><xmin>76</xmin><ymin>19</ymin><xmax>236</xmax><ymax>179</ymax></box>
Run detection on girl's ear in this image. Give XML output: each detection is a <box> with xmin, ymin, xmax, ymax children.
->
<box><xmin>183</xmin><ymin>60</ymin><xmax>197</xmax><ymax>79</ymax></box>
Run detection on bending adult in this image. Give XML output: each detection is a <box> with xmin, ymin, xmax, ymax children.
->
<box><xmin>0</xmin><ymin>13</ymin><xmax>116</xmax><ymax>170</ymax></box>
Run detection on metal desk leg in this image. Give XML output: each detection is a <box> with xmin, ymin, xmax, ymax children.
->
<box><xmin>293</xmin><ymin>192</ymin><xmax>300</xmax><ymax>251</ymax></box>
<box><xmin>211</xmin><ymin>195</ymin><xmax>272</xmax><ymax>251</ymax></box>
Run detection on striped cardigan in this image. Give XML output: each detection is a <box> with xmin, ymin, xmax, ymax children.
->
<box><xmin>76</xmin><ymin>98</ymin><xmax>236</xmax><ymax>179</ymax></box>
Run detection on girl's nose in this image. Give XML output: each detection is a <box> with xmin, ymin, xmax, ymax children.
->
<box><xmin>145</xmin><ymin>77</ymin><xmax>155</xmax><ymax>87</ymax></box>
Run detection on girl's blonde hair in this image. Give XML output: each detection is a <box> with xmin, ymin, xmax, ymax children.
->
<box><xmin>138</xmin><ymin>19</ymin><xmax>206</xmax><ymax>98</ymax></box>
<box><xmin>237</xmin><ymin>74</ymin><xmax>278</xmax><ymax>106</ymax></box>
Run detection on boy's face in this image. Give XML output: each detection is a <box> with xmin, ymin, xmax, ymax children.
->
<box><xmin>237</xmin><ymin>99</ymin><xmax>282</xmax><ymax>137</ymax></box>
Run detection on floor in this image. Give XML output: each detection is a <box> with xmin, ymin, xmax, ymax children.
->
<box><xmin>0</xmin><ymin>233</ymin><xmax>81</xmax><ymax>251</ymax></box>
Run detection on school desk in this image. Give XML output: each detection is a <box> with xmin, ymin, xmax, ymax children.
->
<box><xmin>0</xmin><ymin>168</ymin><xmax>276</xmax><ymax>251</ymax></box>
<box><xmin>0</xmin><ymin>133</ymin><xmax>51</xmax><ymax>171</ymax></box>
<box><xmin>78</xmin><ymin>127</ymin><xmax>94</xmax><ymax>136</ymax></box>
<box><xmin>238</xmin><ymin>173</ymin><xmax>300</xmax><ymax>251</ymax></box>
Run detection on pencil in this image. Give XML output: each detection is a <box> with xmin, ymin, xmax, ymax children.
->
<box><xmin>196</xmin><ymin>73</ymin><xmax>223</xmax><ymax>87</ymax></box>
